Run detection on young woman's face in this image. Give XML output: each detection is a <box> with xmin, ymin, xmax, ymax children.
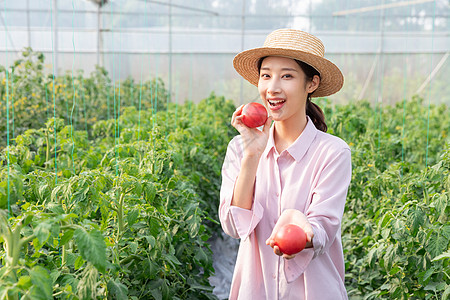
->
<box><xmin>258</xmin><ymin>56</ymin><xmax>313</xmax><ymax>123</ymax></box>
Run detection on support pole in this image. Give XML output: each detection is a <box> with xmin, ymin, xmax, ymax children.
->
<box><xmin>416</xmin><ymin>52</ymin><xmax>449</xmax><ymax>95</ymax></box>
<box><xmin>358</xmin><ymin>53</ymin><xmax>379</xmax><ymax>100</ymax></box>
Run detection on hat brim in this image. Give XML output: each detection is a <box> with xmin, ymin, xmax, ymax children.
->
<box><xmin>233</xmin><ymin>47</ymin><xmax>344</xmax><ymax>97</ymax></box>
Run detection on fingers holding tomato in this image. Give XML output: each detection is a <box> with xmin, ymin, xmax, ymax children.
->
<box><xmin>232</xmin><ymin>102</ymin><xmax>268</xmax><ymax>130</ymax></box>
<box><xmin>269</xmin><ymin>241</ymin><xmax>297</xmax><ymax>260</ymax></box>
<box><xmin>230</xmin><ymin>102</ymin><xmax>272</xmax><ymax>158</ymax></box>
<box><xmin>266</xmin><ymin>209</ymin><xmax>314</xmax><ymax>257</ymax></box>
<box><xmin>273</xmin><ymin>224</ymin><xmax>307</xmax><ymax>255</ymax></box>
<box><xmin>231</xmin><ymin>104</ymin><xmax>245</xmax><ymax>126</ymax></box>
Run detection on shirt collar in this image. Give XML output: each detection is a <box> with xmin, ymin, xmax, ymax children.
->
<box><xmin>263</xmin><ymin>115</ymin><xmax>318</xmax><ymax>162</ymax></box>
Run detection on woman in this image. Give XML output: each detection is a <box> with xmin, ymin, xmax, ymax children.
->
<box><xmin>219</xmin><ymin>29</ymin><xmax>351</xmax><ymax>299</ymax></box>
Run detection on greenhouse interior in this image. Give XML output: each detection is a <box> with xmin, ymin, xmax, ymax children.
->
<box><xmin>0</xmin><ymin>0</ymin><xmax>449</xmax><ymax>299</ymax></box>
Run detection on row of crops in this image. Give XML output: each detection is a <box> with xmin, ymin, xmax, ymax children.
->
<box><xmin>0</xmin><ymin>50</ymin><xmax>449</xmax><ymax>299</ymax></box>
<box><xmin>326</xmin><ymin>98</ymin><xmax>450</xmax><ymax>299</ymax></box>
<box><xmin>0</xmin><ymin>92</ymin><xmax>236</xmax><ymax>298</ymax></box>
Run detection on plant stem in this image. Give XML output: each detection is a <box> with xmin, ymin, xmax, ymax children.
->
<box><xmin>10</xmin><ymin>222</ymin><xmax>23</xmax><ymax>271</ymax></box>
<box><xmin>46</xmin><ymin>130</ymin><xmax>50</xmax><ymax>164</ymax></box>
<box><xmin>61</xmin><ymin>244</ymin><xmax>66</xmax><ymax>266</ymax></box>
<box><xmin>117</xmin><ymin>191</ymin><xmax>125</xmax><ymax>241</ymax></box>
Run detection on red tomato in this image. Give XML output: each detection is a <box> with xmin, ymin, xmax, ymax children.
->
<box><xmin>241</xmin><ymin>102</ymin><xmax>268</xmax><ymax>128</ymax></box>
<box><xmin>273</xmin><ymin>224</ymin><xmax>307</xmax><ymax>255</ymax></box>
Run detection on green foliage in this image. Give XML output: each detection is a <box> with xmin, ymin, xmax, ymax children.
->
<box><xmin>324</xmin><ymin>97</ymin><xmax>450</xmax><ymax>299</ymax></box>
<box><xmin>1</xmin><ymin>49</ymin><xmax>448</xmax><ymax>298</ymax></box>
<box><xmin>0</xmin><ymin>90</ymin><xmax>235</xmax><ymax>299</ymax></box>
<box><xmin>0</xmin><ymin>48</ymin><xmax>169</xmax><ymax>148</ymax></box>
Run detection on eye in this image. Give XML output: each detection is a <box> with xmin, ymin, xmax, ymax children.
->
<box><xmin>282</xmin><ymin>74</ymin><xmax>293</xmax><ymax>79</ymax></box>
<box><xmin>260</xmin><ymin>73</ymin><xmax>270</xmax><ymax>79</ymax></box>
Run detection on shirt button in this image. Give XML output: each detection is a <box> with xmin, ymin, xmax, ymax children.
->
<box><xmin>276</xmin><ymin>192</ymin><xmax>279</xmax><ymax>197</ymax></box>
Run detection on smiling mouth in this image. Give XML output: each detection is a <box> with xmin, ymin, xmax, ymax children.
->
<box><xmin>268</xmin><ymin>99</ymin><xmax>286</xmax><ymax>107</ymax></box>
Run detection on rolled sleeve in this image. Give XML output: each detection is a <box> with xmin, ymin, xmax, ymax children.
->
<box><xmin>229</xmin><ymin>201</ymin><xmax>264</xmax><ymax>240</ymax></box>
<box><xmin>219</xmin><ymin>136</ymin><xmax>264</xmax><ymax>240</ymax></box>
<box><xmin>284</xmin><ymin>248</ymin><xmax>315</xmax><ymax>283</ymax></box>
<box><xmin>283</xmin><ymin>147</ymin><xmax>351</xmax><ymax>283</ymax></box>
<box><xmin>307</xmin><ymin>148</ymin><xmax>352</xmax><ymax>257</ymax></box>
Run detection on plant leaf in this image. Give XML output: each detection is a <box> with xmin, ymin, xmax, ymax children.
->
<box><xmin>107</xmin><ymin>279</ymin><xmax>128</xmax><ymax>300</ymax></box>
<box><xmin>426</xmin><ymin>233</ymin><xmax>449</xmax><ymax>259</ymax></box>
<box><xmin>435</xmin><ymin>194</ymin><xmax>448</xmax><ymax>218</ymax></box>
<box><xmin>74</xmin><ymin>227</ymin><xmax>107</xmax><ymax>273</ymax></box>
<box><xmin>442</xmin><ymin>285</ymin><xmax>450</xmax><ymax>300</ymax></box>
<box><xmin>431</xmin><ymin>250</ymin><xmax>450</xmax><ymax>262</ymax></box>
<box><xmin>34</xmin><ymin>221</ymin><xmax>52</xmax><ymax>245</ymax></box>
<box><xmin>442</xmin><ymin>225</ymin><xmax>450</xmax><ymax>240</ymax></box>
<box><xmin>29</xmin><ymin>266</ymin><xmax>52</xmax><ymax>300</ymax></box>
<box><xmin>407</xmin><ymin>208</ymin><xmax>425</xmax><ymax>236</ymax></box>
<box><xmin>127</xmin><ymin>208</ymin><xmax>139</xmax><ymax>227</ymax></box>
<box><xmin>418</xmin><ymin>267</ymin><xmax>435</xmax><ymax>284</ymax></box>
<box><xmin>60</xmin><ymin>229</ymin><xmax>74</xmax><ymax>246</ymax></box>
<box><xmin>77</xmin><ymin>264</ymin><xmax>99</xmax><ymax>300</ymax></box>
<box><xmin>367</xmin><ymin>247</ymin><xmax>378</xmax><ymax>267</ymax></box>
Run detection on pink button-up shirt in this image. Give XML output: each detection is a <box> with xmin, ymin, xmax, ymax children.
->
<box><xmin>219</xmin><ymin>116</ymin><xmax>352</xmax><ymax>300</ymax></box>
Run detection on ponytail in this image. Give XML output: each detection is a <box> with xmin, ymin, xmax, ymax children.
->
<box><xmin>306</xmin><ymin>97</ymin><xmax>327</xmax><ymax>132</ymax></box>
<box><xmin>295</xmin><ymin>59</ymin><xmax>327</xmax><ymax>132</ymax></box>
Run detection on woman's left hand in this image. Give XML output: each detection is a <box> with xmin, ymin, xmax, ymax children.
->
<box><xmin>265</xmin><ymin>209</ymin><xmax>314</xmax><ymax>259</ymax></box>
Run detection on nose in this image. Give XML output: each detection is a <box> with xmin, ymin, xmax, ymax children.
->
<box><xmin>267</xmin><ymin>77</ymin><xmax>281</xmax><ymax>95</ymax></box>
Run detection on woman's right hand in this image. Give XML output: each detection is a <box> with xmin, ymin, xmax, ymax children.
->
<box><xmin>231</xmin><ymin>104</ymin><xmax>272</xmax><ymax>159</ymax></box>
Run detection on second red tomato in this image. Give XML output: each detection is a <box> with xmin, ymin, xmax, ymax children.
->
<box><xmin>273</xmin><ymin>224</ymin><xmax>307</xmax><ymax>255</ymax></box>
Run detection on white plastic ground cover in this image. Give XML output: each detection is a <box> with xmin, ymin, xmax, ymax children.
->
<box><xmin>209</xmin><ymin>231</ymin><xmax>239</xmax><ymax>300</ymax></box>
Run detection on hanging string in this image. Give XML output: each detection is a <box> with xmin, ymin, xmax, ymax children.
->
<box><xmin>70</xmin><ymin>0</ymin><xmax>77</xmax><ymax>175</ymax></box>
<box><xmin>102</xmin><ymin>0</ymin><xmax>109</xmax><ymax>123</ymax></box>
<box><xmin>375</xmin><ymin>0</ymin><xmax>386</xmax><ymax>159</ymax></box>
<box><xmin>146</xmin><ymin>1</ymin><xmax>154</xmax><ymax>149</ymax></box>
<box><xmin>138</xmin><ymin>0</ymin><xmax>147</xmax><ymax>142</ymax></box>
<box><xmin>327</xmin><ymin>0</ymin><xmax>339</xmax><ymax>122</ymax></box>
<box><xmin>175</xmin><ymin>78</ymin><xmax>179</xmax><ymax>126</ymax></box>
<box><xmin>110</xmin><ymin>1</ymin><xmax>119</xmax><ymax>176</ymax></box>
<box><xmin>425</xmin><ymin>0</ymin><xmax>436</xmax><ymax>168</ymax></box>
<box><xmin>116</xmin><ymin>28</ymin><xmax>123</xmax><ymax>177</ymax></box>
<box><xmin>152</xmin><ymin>49</ymin><xmax>160</xmax><ymax>151</ymax></box>
<box><xmin>4</xmin><ymin>0</ymin><xmax>11</xmax><ymax>215</ymax></box>
<box><xmin>138</xmin><ymin>0</ymin><xmax>152</xmax><ymax>141</ymax></box>
<box><xmin>10</xmin><ymin>71</ymin><xmax>15</xmax><ymax>141</ymax></box>
<box><xmin>401</xmin><ymin>4</ymin><xmax>412</xmax><ymax>177</ymax></box>
<box><xmin>129</xmin><ymin>79</ymin><xmax>133</xmax><ymax>109</ymax></box>
<box><xmin>189</xmin><ymin>53</ymin><xmax>193</xmax><ymax>122</ymax></box>
<box><xmin>117</xmin><ymin>28</ymin><xmax>122</xmax><ymax>150</ymax></box>
<box><xmin>64</xmin><ymin>76</ymin><xmax>70</xmax><ymax>124</ymax></box>
<box><xmin>154</xmin><ymin>59</ymin><xmax>159</xmax><ymax>130</ymax></box>
<box><xmin>50</xmin><ymin>0</ymin><xmax>58</xmax><ymax>185</ymax></box>
<box><xmin>45</xmin><ymin>82</ymin><xmax>50</xmax><ymax>120</ymax></box>
<box><xmin>166</xmin><ymin>1</ymin><xmax>172</xmax><ymax>138</ymax></box>
<box><xmin>146</xmin><ymin>10</ymin><xmax>154</xmax><ymax>150</ymax></box>
<box><xmin>106</xmin><ymin>83</ymin><xmax>110</xmax><ymax>120</ymax></box>
<box><xmin>138</xmin><ymin>71</ymin><xmax>143</xmax><ymax>141</ymax></box>
<box><xmin>81</xmin><ymin>85</ymin><xmax>88</xmax><ymax>134</ymax></box>
<box><xmin>152</xmin><ymin>2</ymin><xmax>160</xmax><ymax>136</ymax></box>
<box><xmin>101</xmin><ymin>0</ymin><xmax>109</xmax><ymax>123</ymax></box>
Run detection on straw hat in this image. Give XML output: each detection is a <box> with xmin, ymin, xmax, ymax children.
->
<box><xmin>233</xmin><ymin>28</ymin><xmax>344</xmax><ymax>97</ymax></box>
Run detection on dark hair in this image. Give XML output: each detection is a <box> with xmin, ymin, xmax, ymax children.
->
<box><xmin>295</xmin><ymin>60</ymin><xmax>327</xmax><ymax>132</ymax></box>
<box><xmin>258</xmin><ymin>57</ymin><xmax>327</xmax><ymax>132</ymax></box>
